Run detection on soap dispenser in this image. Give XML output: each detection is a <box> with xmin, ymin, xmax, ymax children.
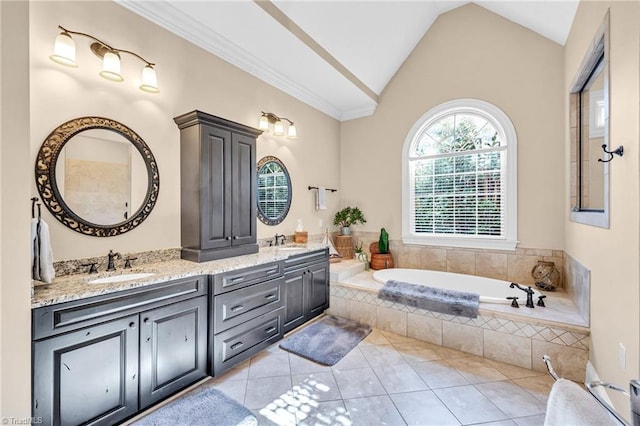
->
<box><xmin>294</xmin><ymin>219</ymin><xmax>307</xmax><ymax>243</ymax></box>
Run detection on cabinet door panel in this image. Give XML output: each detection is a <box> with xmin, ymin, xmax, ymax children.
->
<box><xmin>307</xmin><ymin>262</ymin><xmax>330</xmax><ymax>318</ymax></box>
<box><xmin>283</xmin><ymin>269</ymin><xmax>305</xmax><ymax>333</ymax></box>
<box><xmin>33</xmin><ymin>315</ymin><xmax>139</xmax><ymax>426</ymax></box>
<box><xmin>139</xmin><ymin>296</ymin><xmax>207</xmax><ymax>409</ymax></box>
<box><xmin>201</xmin><ymin>125</ymin><xmax>232</xmax><ymax>249</ymax></box>
<box><xmin>231</xmin><ymin>133</ymin><xmax>256</xmax><ymax>245</ymax></box>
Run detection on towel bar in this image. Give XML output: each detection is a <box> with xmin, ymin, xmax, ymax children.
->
<box><xmin>543</xmin><ymin>355</ymin><xmax>629</xmax><ymax>425</ymax></box>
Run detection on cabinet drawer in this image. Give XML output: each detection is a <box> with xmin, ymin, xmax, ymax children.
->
<box><xmin>33</xmin><ymin>276</ymin><xmax>208</xmax><ymax>340</ymax></box>
<box><xmin>213</xmin><ymin>277</ymin><xmax>284</xmax><ymax>333</ymax></box>
<box><xmin>283</xmin><ymin>249</ymin><xmax>329</xmax><ymax>272</ymax></box>
<box><xmin>213</xmin><ymin>308</ymin><xmax>283</xmax><ymax>376</ymax></box>
<box><xmin>213</xmin><ymin>261</ymin><xmax>282</xmax><ymax>294</ymax></box>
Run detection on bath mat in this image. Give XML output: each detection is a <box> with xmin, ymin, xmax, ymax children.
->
<box><xmin>132</xmin><ymin>386</ymin><xmax>257</xmax><ymax>426</ymax></box>
<box><xmin>279</xmin><ymin>315</ymin><xmax>372</xmax><ymax>366</ymax></box>
<box><xmin>378</xmin><ymin>280</ymin><xmax>480</xmax><ymax>319</ymax></box>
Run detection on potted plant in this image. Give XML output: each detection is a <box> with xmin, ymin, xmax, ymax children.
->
<box><xmin>333</xmin><ymin>206</ymin><xmax>366</xmax><ymax>236</ymax></box>
<box><xmin>370</xmin><ymin>228</ymin><xmax>394</xmax><ymax>270</ymax></box>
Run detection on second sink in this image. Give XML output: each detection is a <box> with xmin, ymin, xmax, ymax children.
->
<box><xmin>88</xmin><ymin>273</ymin><xmax>156</xmax><ymax>284</ymax></box>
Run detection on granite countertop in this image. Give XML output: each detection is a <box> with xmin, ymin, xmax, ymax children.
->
<box><xmin>32</xmin><ymin>244</ymin><xmax>327</xmax><ymax>308</ymax></box>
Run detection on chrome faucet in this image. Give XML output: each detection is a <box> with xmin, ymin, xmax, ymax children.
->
<box><xmin>107</xmin><ymin>250</ymin><xmax>121</xmax><ymax>271</ymax></box>
<box><xmin>509</xmin><ymin>283</ymin><xmax>535</xmax><ymax>308</ymax></box>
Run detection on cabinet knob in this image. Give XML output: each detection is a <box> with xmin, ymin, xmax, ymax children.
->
<box><xmin>233</xmin><ymin>236</ymin><xmax>239</xmax><ymax>240</ymax></box>
<box><xmin>226</xmin><ymin>236</ymin><xmax>231</xmax><ymax>241</ymax></box>
<box><xmin>143</xmin><ymin>318</ymin><xmax>150</xmax><ymax>324</ymax></box>
<box><xmin>129</xmin><ymin>322</ymin><xmax>136</xmax><ymax>329</ymax></box>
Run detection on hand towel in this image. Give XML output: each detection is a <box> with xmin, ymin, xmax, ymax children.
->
<box><xmin>31</xmin><ymin>217</ymin><xmax>55</xmax><ymax>283</ymax></box>
<box><xmin>316</xmin><ymin>187</ymin><xmax>327</xmax><ymax>211</ymax></box>
<box><xmin>543</xmin><ymin>378</ymin><xmax>618</xmax><ymax>426</ymax></box>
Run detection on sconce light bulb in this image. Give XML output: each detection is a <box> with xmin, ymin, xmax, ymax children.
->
<box><xmin>259</xmin><ymin>115</ymin><xmax>269</xmax><ymax>131</ymax></box>
<box><xmin>274</xmin><ymin>119</ymin><xmax>284</xmax><ymax>136</ymax></box>
<box><xmin>287</xmin><ymin>123</ymin><xmax>297</xmax><ymax>139</ymax></box>
<box><xmin>139</xmin><ymin>65</ymin><xmax>159</xmax><ymax>93</ymax></box>
<box><xmin>99</xmin><ymin>51</ymin><xmax>124</xmax><ymax>82</ymax></box>
<box><xmin>50</xmin><ymin>32</ymin><xmax>78</xmax><ymax>67</ymax></box>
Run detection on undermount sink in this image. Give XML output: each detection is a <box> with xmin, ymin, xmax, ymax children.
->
<box><xmin>88</xmin><ymin>272</ymin><xmax>156</xmax><ymax>284</ymax></box>
<box><xmin>277</xmin><ymin>247</ymin><xmax>305</xmax><ymax>252</ymax></box>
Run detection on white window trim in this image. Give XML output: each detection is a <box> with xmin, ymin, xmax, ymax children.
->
<box><xmin>402</xmin><ymin>99</ymin><xmax>518</xmax><ymax>251</ymax></box>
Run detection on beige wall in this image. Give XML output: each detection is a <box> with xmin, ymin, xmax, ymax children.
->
<box><xmin>340</xmin><ymin>3</ymin><xmax>565</xmax><ymax>250</ymax></box>
<box><xmin>564</xmin><ymin>1</ymin><xmax>640</xmax><ymax>416</ymax></box>
<box><xmin>30</xmin><ymin>1</ymin><xmax>341</xmax><ymax>261</ymax></box>
<box><xmin>0</xmin><ymin>1</ymin><xmax>32</xmax><ymax>417</ymax></box>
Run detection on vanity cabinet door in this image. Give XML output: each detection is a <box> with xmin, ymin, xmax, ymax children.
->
<box><xmin>199</xmin><ymin>125</ymin><xmax>232</xmax><ymax>251</ymax></box>
<box><xmin>283</xmin><ymin>268</ymin><xmax>306</xmax><ymax>333</ymax></box>
<box><xmin>306</xmin><ymin>261</ymin><xmax>330</xmax><ymax>318</ymax></box>
<box><xmin>230</xmin><ymin>132</ymin><xmax>256</xmax><ymax>246</ymax></box>
<box><xmin>139</xmin><ymin>296</ymin><xmax>208</xmax><ymax>409</ymax></box>
<box><xmin>33</xmin><ymin>315</ymin><xmax>139</xmax><ymax>426</ymax></box>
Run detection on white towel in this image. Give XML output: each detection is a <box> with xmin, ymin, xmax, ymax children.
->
<box><xmin>31</xmin><ymin>217</ymin><xmax>55</xmax><ymax>283</ymax></box>
<box><xmin>316</xmin><ymin>187</ymin><xmax>327</xmax><ymax>211</ymax></box>
<box><xmin>543</xmin><ymin>379</ymin><xmax>618</xmax><ymax>426</ymax></box>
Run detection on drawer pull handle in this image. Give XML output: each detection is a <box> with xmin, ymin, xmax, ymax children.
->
<box><xmin>266</xmin><ymin>268</ymin><xmax>278</xmax><ymax>274</ymax></box>
<box><xmin>230</xmin><ymin>277</ymin><xmax>244</xmax><ymax>283</ymax></box>
<box><xmin>230</xmin><ymin>305</ymin><xmax>244</xmax><ymax>312</ymax></box>
<box><xmin>230</xmin><ymin>342</ymin><xmax>244</xmax><ymax>351</ymax></box>
<box><xmin>265</xmin><ymin>294</ymin><xmax>276</xmax><ymax>300</ymax></box>
<box><xmin>265</xmin><ymin>326</ymin><xmax>277</xmax><ymax>333</ymax></box>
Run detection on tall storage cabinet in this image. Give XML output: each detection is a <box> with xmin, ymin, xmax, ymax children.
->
<box><xmin>174</xmin><ymin>110</ymin><xmax>262</xmax><ymax>262</ymax></box>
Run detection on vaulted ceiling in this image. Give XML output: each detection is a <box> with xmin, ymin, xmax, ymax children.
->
<box><xmin>117</xmin><ymin>0</ymin><xmax>579</xmax><ymax>121</ymax></box>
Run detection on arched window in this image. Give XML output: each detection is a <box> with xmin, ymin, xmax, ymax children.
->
<box><xmin>402</xmin><ymin>99</ymin><xmax>517</xmax><ymax>250</ymax></box>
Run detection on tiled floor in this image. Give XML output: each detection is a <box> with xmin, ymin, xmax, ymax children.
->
<box><xmin>199</xmin><ymin>324</ymin><xmax>555</xmax><ymax>426</ymax></box>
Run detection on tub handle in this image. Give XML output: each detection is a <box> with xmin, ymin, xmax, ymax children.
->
<box><xmin>507</xmin><ymin>296</ymin><xmax>519</xmax><ymax>308</ymax></box>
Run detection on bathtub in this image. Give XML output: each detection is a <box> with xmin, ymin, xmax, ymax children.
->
<box><xmin>372</xmin><ymin>268</ymin><xmax>541</xmax><ymax>304</ymax></box>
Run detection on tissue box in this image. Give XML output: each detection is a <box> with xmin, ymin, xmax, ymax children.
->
<box><xmin>294</xmin><ymin>231</ymin><xmax>308</xmax><ymax>243</ymax></box>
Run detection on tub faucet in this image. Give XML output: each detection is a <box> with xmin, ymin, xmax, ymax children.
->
<box><xmin>107</xmin><ymin>250</ymin><xmax>121</xmax><ymax>271</ymax></box>
<box><xmin>510</xmin><ymin>283</ymin><xmax>535</xmax><ymax>308</ymax></box>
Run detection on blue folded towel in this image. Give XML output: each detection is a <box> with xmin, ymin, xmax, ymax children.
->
<box><xmin>378</xmin><ymin>280</ymin><xmax>480</xmax><ymax>319</ymax></box>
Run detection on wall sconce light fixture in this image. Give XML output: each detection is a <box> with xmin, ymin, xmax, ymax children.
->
<box><xmin>50</xmin><ymin>25</ymin><xmax>159</xmax><ymax>93</ymax></box>
<box><xmin>259</xmin><ymin>111</ymin><xmax>297</xmax><ymax>139</ymax></box>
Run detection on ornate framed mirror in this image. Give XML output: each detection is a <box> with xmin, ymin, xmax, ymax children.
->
<box><xmin>35</xmin><ymin>117</ymin><xmax>160</xmax><ymax>236</ymax></box>
<box><xmin>569</xmin><ymin>12</ymin><xmax>610</xmax><ymax>228</ymax></box>
<box><xmin>257</xmin><ymin>156</ymin><xmax>292</xmax><ymax>226</ymax></box>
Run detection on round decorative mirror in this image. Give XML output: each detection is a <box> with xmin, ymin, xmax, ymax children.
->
<box><xmin>35</xmin><ymin>117</ymin><xmax>160</xmax><ymax>237</ymax></box>
<box><xmin>257</xmin><ymin>156</ymin><xmax>292</xmax><ymax>226</ymax></box>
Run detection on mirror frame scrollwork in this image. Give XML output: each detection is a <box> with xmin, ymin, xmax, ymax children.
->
<box><xmin>257</xmin><ymin>155</ymin><xmax>292</xmax><ymax>226</ymax></box>
<box><xmin>35</xmin><ymin>116</ymin><xmax>160</xmax><ymax>237</ymax></box>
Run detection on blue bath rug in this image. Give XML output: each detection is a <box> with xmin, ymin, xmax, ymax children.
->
<box><xmin>378</xmin><ymin>279</ymin><xmax>480</xmax><ymax>319</ymax></box>
<box><xmin>132</xmin><ymin>386</ymin><xmax>257</xmax><ymax>426</ymax></box>
<box><xmin>279</xmin><ymin>315</ymin><xmax>372</xmax><ymax>366</ymax></box>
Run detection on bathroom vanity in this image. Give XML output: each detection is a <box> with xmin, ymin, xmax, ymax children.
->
<box><xmin>31</xmin><ymin>246</ymin><xmax>329</xmax><ymax>425</ymax></box>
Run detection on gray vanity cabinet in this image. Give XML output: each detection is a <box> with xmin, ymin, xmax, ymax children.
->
<box><xmin>32</xmin><ymin>276</ymin><xmax>208</xmax><ymax>425</ymax></box>
<box><xmin>174</xmin><ymin>110</ymin><xmax>263</xmax><ymax>262</ymax></box>
<box><xmin>32</xmin><ymin>315</ymin><xmax>139</xmax><ymax>426</ymax></box>
<box><xmin>283</xmin><ymin>249</ymin><xmax>330</xmax><ymax>333</ymax></box>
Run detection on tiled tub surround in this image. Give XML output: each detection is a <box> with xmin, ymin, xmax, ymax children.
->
<box><xmin>563</xmin><ymin>253</ymin><xmax>590</xmax><ymax>325</ymax></box>
<box><xmin>32</xmin><ymin>243</ymin><xmax>327</xmax><ymax>308</ymax></box>
<box><xmin>348</xmin><ymin>231</ymin><xmax>591</xmax><ymax>328</ymax></box>
<box><xmin>328</xmin><ymin>264</ymin><xmax>589</xmax><ymax>382</ymax></box>
<box><xmin>349</xmin><ymin>231</ymin><xmax>565</xmax><ymax>288</ymax></box>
